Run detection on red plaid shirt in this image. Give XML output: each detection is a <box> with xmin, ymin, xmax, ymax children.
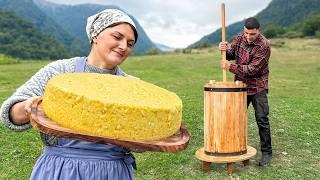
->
<box><xmin>227</xmin><ymin>32</ymin><xmax>271</xmax><ymax>95</ymax></box>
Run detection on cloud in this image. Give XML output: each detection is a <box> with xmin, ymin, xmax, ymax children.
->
<box><xmin>46</xmin><ymin>0</ymin><xmax>272</xmax><ymax>48</ymax></box>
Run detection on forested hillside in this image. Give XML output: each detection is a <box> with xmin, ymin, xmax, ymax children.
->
<box><xmin>0</xmin><ymin>0</ymin><xmax>158</xmax><ymax>59</ymax></box>
<box><xmin>0</xmin><ymin>0</ymin><xmax>87</xmax><ymax>57</ymax></box>
<box><xmin>189</xmin><ymin>0</ymin><xmax>320</xmax><ymax>48</ymax></box>
<box><xmin>34</xmin><ymin>0</ymin><xmax>158</xmax><ymax>55</ymax></box>
<box><xmin>0</xmin><ymin>11</ymin><xmax>67</xmax><ymax>59</ymax></box>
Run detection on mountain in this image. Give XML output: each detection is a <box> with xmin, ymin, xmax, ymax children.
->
<box><xmin>189</xmin><ymin>0</ymin><xmax>320</xmax><ymax>48</ymax></box>
<box><xmin>155</xmin><ymin>43</ymin><xmax>175</xmax><ymax>52</ymax></box>
<box><xmin>33</xmin><ymin>0</ymin><xmax>158</xmax><ymax>55</ymax></box>
<box><xmin>0</xmin><ymin>0</ymin><xmax>158</xmax><ymax>59</ymax></box>
<box><xmin>0</xmin><ymin>0</ymin><xmax>87</xmax><ymax>57</ymax></box>
<box><xmin>0</xmin><ymin>10</ymin><xmax>68</xmax><ymax>59</ymax></box>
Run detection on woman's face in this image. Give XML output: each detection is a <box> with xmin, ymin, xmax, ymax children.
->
<box><xmin>92</xmin><ymin>23</ymin><xmax>136</xmax><ymax>68</ymax></box>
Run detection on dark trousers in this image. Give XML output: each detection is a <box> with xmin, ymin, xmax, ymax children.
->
<box><xmin>247</xmin><ymin>90</ymin><xmax>272</xmax><ymax>154</ymax></box>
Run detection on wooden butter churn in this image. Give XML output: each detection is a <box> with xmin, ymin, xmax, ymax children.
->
<box><xmin>195</xmin><ymin>3</ymin><xmax>256</xmax><ymax>175</ymax></box>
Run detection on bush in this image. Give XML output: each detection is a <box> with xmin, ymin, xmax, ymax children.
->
<box><xmin>0</xmin><ymin>54</ymin><xmax>19</xmax><ymax>65</ymax></box>
<box><xmin>182</xmin><ymin>48</ymin><xmax>192</xmax><ymax>54</ymax></box>
<box><xmin>263</xmin><ymin>25</ymin><xmax>285</xmax><ymax>38</ymax></box>
<box><xmin>281</xmin><ymin>31</ymin><xmax>303</xmax><ymax>39</ymax></box>
<box><xmin>315</xmin><ymin>31</ymin><xmax>320</xmax><ymax>39</ymax></box>
<box><xmin>302</xmin><ymin>15</ymin><xmax>320</xmax><ymax>36</ymax></box>
<box><xmin>271</xmin><ymin>39</ymin><xmax>286</xmax><ymax>48</ymax></box>
<box><xmin>144</xmin><ymin>48</ymin><xmax>162</xmax><ymax>55</ymax></box>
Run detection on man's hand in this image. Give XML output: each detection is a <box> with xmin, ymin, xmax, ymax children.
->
<box><xmin>219</xmin><ymin>41</ymin><xmax>228</xmax><ymax>51</ymax></box>
<box><xmin>221</xmin><ymin>60</ymin><xmax>231</xmax><ymax>70</ymax></box>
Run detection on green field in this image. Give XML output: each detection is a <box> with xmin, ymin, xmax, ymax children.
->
<box><xmin>0</xmin><ymin>38</ymin><xmax>319</xmax><ymax>179</ymax></box>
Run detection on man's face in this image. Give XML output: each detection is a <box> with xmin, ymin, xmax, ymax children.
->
<box><xmin>243</xmin><ymin>27</ymin><xmax>259</xmax><ymax>43</ymax></box>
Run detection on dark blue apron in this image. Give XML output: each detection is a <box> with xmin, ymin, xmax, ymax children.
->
<box><xmin>31</xmin><ymin>57</ymin><xmax>136</xmax><ymax>180</ymax></box>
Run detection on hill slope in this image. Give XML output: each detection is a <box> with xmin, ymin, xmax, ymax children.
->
<box><xmin>0</xmin><ymin>0</ymin><xmax>158</xmax><ymax>57</ymax></box>
<box><xmin>34</xmin><ymin>0</ymin><xmax>158</xmax><ymax>55</ymax></box>
<box><xmin>189</xmin><ymin>0</ymin><xmax>320</xmax><ymax>48</ymax></box>
<box><xmin>0</xmin><ymin>10</ymin><xmax>67</xmax><ymax>59</ymax></box>
<box><xmin>0</xmin><ymin>0</ymin><xmax>87</xmax><ymax>56</ymax></box>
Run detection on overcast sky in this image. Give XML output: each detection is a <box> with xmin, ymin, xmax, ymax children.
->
<box><xmin>46</xmin><ymin>0</ymin><xmax>272</xmax><ymax>48</ymax></box>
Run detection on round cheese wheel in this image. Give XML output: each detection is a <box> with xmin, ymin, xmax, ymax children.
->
<box><xmin>42</xmin><ymin>73</ymin><xmax>182</xmax><ymax>141</ymax></box>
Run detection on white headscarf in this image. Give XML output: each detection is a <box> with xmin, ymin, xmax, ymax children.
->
<box><xmin>86</xmin><ymin>9</ymin><xmax>137</xmax><ymax>43</ymax></box>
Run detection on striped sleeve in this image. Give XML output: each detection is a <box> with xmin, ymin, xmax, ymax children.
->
<box><xmin>0</xmin><ymin>58</ymin><xmax>76</xmax><ymax>131</ymax></box>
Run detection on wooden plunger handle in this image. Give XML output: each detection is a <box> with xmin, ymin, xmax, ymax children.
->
<box><xmin>221</xmin><ymin>3</ymin><xmax>227</xmax><ymax>82</ymax></box>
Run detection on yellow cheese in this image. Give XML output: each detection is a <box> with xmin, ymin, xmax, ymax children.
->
<box><xmin>42</xmin><ymin>73</ymin><xmax>182</xmax><ymax>140</ymax></box>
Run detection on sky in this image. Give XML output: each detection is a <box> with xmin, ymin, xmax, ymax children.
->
<box><xmin>46</xmin><ymin>0</ymin><xmax>272</xmax><ymax>48</ymax></box>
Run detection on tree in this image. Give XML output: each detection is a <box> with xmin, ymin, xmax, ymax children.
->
<box><xmin>0</xmin><ymin>10</ymin><xmax>68</xmax><ymax>59</ymax></box>
<box><xmin>145</xmin><ymin>48</ymin><xmax>162</xmax><ymax>55</ymax></box>
<box><xmin>301</xmin><ymin>15</ymin><xmax>320</xmax><ymax>36</ymax></box>
<box><xmin>263</xmin><ymin>25</ymin><xmax>285</xmax><ymax>38</ymax></box>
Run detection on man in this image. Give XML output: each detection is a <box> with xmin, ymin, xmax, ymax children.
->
<box><xmin>219</xmin><ymin>17</ymin><xmax>272</xmax><ymax>166</ymax></box>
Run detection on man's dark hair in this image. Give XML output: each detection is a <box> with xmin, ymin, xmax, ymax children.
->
<box><xmin>244</xmin><ymin>17</ymin><xmax>260</xmax><ymax>29</ymax></box>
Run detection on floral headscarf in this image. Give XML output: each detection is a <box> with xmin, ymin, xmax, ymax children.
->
<box><xmin>86</xmin><ymin>8</ymin><xmax>138</xmax><ymax>43</ymax></box>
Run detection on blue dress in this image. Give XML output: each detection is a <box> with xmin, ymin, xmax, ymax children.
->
<box><xmin>30</xmin><ymin>57</ymin><xmax>136</xmax><ymax>180</ymax></box>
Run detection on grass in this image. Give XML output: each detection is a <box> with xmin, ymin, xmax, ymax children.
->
<box><xmin>0</xmin><ymin>38</ymin><xmax>320</xmax><ymax>179</ymax></box>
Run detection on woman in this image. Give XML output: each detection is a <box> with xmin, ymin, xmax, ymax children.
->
<box><xmin>0</xmin><ymin>8</ymin><xmax>138</xmax><ymax>180</ymax></box>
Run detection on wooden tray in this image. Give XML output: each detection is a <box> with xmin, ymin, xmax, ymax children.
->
<box><xmin>30</xmin><ymin>98</ymin><xmax>190</xmax><ymax>152</ymax></box>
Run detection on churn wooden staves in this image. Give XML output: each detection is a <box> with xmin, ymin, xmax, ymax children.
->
<box><xmin>195</xmin><ymin>3</ymin><xmax>256</xmax><ymax>175</ymax></box>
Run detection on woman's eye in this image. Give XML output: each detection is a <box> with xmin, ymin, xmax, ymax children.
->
<box><xmin>113</xmin><ymin>35</ymin><xmax>121</xmax><ymax>40</ymax></box>
<box><xmin>128</xmin><ymin>43</ymin><xmax>134</xmax><ymax>48</ymax></box>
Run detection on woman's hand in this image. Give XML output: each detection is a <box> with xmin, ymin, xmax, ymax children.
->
<box><xmin>9</xmin><ymin>96</ymin><xmax>41</xmax><ymax>125</ymax></box>
<box><xmin>24</xmin><ymin>96</ymin><xmax>41</xmax><ymax>115</ymax></box>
